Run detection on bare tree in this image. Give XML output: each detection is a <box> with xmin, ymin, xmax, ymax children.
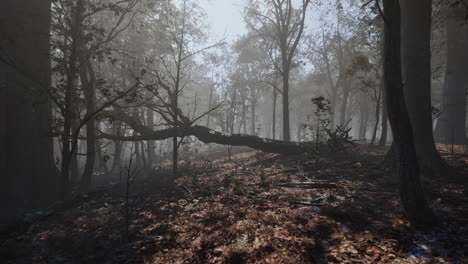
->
<box><xmin>244</xmin><ymin>0</ymin><xmax>310</xmax><ymax>141</ymax></box>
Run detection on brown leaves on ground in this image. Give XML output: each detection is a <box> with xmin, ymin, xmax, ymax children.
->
<box><xmin>1</xmin><ymin>145</ymin><xmax>467</xmax><ymax>264</ymax></box>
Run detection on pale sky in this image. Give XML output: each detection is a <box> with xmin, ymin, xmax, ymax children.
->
<box><xmin>198</xmin><ymin>0</ymin><xmax>328</xmax><ymax>45</ymax></box>
<box><xmin>199</xmin><ymin>0</ymin><xmax>247</xmax><ymax>43</ymax></box>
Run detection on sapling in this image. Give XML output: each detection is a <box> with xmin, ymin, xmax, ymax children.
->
<box><xmin>311</xmin><ymin>96</ymin><xmax>332</xmax><ymax>170</ymax></box>
<box><xmin>120</xmin><ymin>148</ymin><xmax>140</xmax><ymax>242</ymax></box>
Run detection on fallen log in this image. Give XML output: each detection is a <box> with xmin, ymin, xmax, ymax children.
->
<box><xmin>266</xmin><ymin>169</ymin><xmax>298</xmax><ymax>176</ymax></box>
<box><xmin>277</xmin><ymin>181</ymin><xmax>337</xmax><ymax>189</ymax></box>
<box><xmin>98</xmin><ymin>110</ymin><xmax>318</xmax><ymax>155</ymax></box>
<box><xmin>97</xmin><ymin>109</ymin><xmax>353</xmax><ymax>155</ymax></box>
<box><xmin>289</xmin><ymin>196</ymin><xmax>328</xmax><ymax>206</ymax></box>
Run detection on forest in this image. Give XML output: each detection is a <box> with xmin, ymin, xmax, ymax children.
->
<box><xmin>0</xmin><ymin>0</ymin><xmax>467</xmax><ymax>263</ymax></box>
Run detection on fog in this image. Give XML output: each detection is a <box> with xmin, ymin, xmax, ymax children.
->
<box><xmin>1</xmin><ymin>0</ymin><xmax>467</xmax><ymax>263</ymax></box>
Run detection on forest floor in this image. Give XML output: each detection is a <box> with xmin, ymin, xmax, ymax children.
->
<box><xmin>1</xmin><ymin>145</ymin><xmax>467</xmax><ymax>264</ymax></box>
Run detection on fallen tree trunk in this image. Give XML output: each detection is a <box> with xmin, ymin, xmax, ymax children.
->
<box><xmin>98</xmin><ymin>109</ymin><xmax>319</xmax><ymax>155</ymax></box>
<box><xmin>100</xmin><ymin>125</ymin><xmax>313</xmax><ymax>155</ymax></box>
<box><xmin>97</xmin><ymin>109</ymin><xmax>353</xmax><ymax>155</ymax></box>
<box><xmin>277</xmin><ymin>182</ymin><xmax>337</xmax><ymax>189</ymax></box>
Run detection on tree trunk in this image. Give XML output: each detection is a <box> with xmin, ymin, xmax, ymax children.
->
<box><xmin>0</xmin><ymin>0</ymin><xmax>58</xmax><ymax>227</ymax></box>
<box><xmin>241</xmin><ymin>100</ymin><xmax>247</xmax><ymax>134</ymax></box>
<box><xmin>60</xmin><ymin>0</ymin><xmax>84</xmax><ymax>198</ymax></box>
<box><xmin>371</xmin><ymin>83</ymin><xmax>383</xmax><ymax>145</ymax></box>
<box><xmin>272</xmin><ymin>89</ymin><xmax>277</xmax><ymax>140</ymax></box>
<box><xmin>383</xmin><ymin>0</ymin><xmax>435</xmax><ymax>227</ymax></box>
<box><xmin>339</xmin><ymin>78</ymin><xmax>351</xmax><ymax>128</ymax></box>
<box><xmin>282</xmin><ymin>64</ymin><xmax>291</xmax><ymax>141</ymax></box>
<box><xmin>330</xmin><ymin>84</ymin><xmax>338</xmax><ymax>132</ymax></box>
<box><xmin>206</xmin><ymin>85</ymin><xmax>214</xmax><ymax>128</ymax></box>
<box><xmin>99</xmin><ymin>108</ymin><xmax>356</xmax><ymax>156</ymax></box>
<box><xmin>70</xmin><ymin>77</ymin><xmax>80</xmax><ymax>184</ymax></box>
<box><xmin>400</xmin><ymin>0</ymin><xmax>451</xmax><ymax>178</ymax></box>
<box><xmin>370</xmin><ymin>101</ymin><xmax>381</xmax><ymax>145</ymax></box>
<box><xmin>434</xmin><ymin>1</ymin><xmax>468</xmax><ymax>145</ymax></box>
<box><xmin>379</xmin><ymin>83</ymin><xmax>389</xmax><ymax>146</ymax></box>
<box><xmin>147</xmin><ymin>108</ymin><xmax>155</xmax><ymax>167</ymax></box>
<box><xmin>358</xmin><ymin>95</ymin><xmax>369</xmax><ymax>140</ymax></box>
<box><xmin>251</xmin><ymin>102</ymin><xmax>256</xmax><ymax>135</ymax></box>
<box><xmin>79</xmin><ymin>56</ymin><xmax>96</xmax><ymax>193</ymax></box>
<box><xmin>111</xmin><ymin>121</ymin><xmax>122</xmax><ymax>173</ymax></box>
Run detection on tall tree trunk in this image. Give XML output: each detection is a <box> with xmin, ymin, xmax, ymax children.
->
<box><xmin>135</xmin><ymin>132</ymin><xmax>142</xmax><ymax>167</ymax></box>
<box><xmin>241</xmin><ymin>101</ymin><xmax>247</xmax><ymax>134</ymax></box>
<box><xmin>206</xmin><ymin>85</ymin><xmax>214</xmax><ymax>128</ymax></box>
<box><xmin>0</xmin><ymin>0</ymin><xmax>58</xmax><ymax>227</ymax></box>
<box><xmin>400</xmin><ymin>0</ymin><xmax>451</xmax><ymax>177</ymax></box>
<box><xmin>383</xmin><ymin>0</ymin><xmax>435</xmax><ymax>227</ymax></box>
<box><xmin>370</xmin><ymin>101</ymin><xmax>381</xmax><ymax>145</ymax></box>
<box><xmin>330</xmin><ymin>85</ymin><xmax>338</xmax><ymax>132</ymax></box>
<box><xmin>371</xmin><ymin>83</ymin><xmax>383</xmax><ymax>145</ymax></box>
<box><xmin>339</xmin><ymin>78</ymin><xmax>351</xmax><ymax>128</ymax></box>
<box><xmin>272</xmin><ymin>89</ymin><xmax>277</xmax><ymax>140</ymax></box>
<box><xmin>79</xmin><ymin>56</ymin><xmax>96</xmax><ymax>193</ymax></box>
<box><xmin>70</xmin><ymin>78</ymin><xmax>79</xmax><ymax>183</ymax></box>
<box><xmin>282</xmin><ymin>63</ymin><xmax>291</xmax><ymax>141</ymax></box>
<box><xmin>358</xmin><ymin>95</ymin><xmax>369</xmax><ymax>140</ymax></box>
<box><xmin>434</xmin><ymin>1</ymin><xmax>468</xmax><ymax>145</ymax></box>
<box><xmin>251</xmin><ymin>102</ymin><xmax>256</xmax><ymax>135</ymax></box>
<box><xmin>60</xmin><ymin>0</ymin><xmax>84</xmax><ymax>198</ymax></box>
<box><xmin>379</xmin><ymin>84</ymin><xmax>389</xmax><ymax>146</ymax></box>
<box><xmin>112</xmin><ymin>123</ymin><xmax>123</xmax><ymax>173</ymax></box>
<box><xmin>147</xmin><ymin>108</ymin><xmax>155</xmax><ymax>167</ymax></box>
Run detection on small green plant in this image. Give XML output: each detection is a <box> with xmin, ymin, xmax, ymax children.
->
<box><xmin>310</xmin><ymin>96</ymin><xmax>332</xmax><ymax>170</ymax></box>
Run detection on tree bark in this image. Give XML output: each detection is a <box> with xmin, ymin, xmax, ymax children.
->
<box><xmin>400</xmin><ymin>0</ymin><xmax>451</xmax><ymax>177</ymax></box>
<box><xmin>60</xmin><ymin>0</ymin><xmax>84</xmax><ymax>198</ymax></box>
<box><xmin>358</xmin><ymin>94</ymin><xmax>369</xmax><ymax>140</ymax></box>
<box><xmin>111</xmin><ymin>121</ymin><xmax>123</xmax><ymax>173</ymax></box>
<box><xmin>69</xmin><ymin>77</ymin><xmax>80</xmax><ymax>183</ymax></box>
<box><xmin>371</xmin><ymin>82</ymin><xmax>383</xmax><ymax>145</ymax></box>
<box><xmin>147</xmin><ymin>108</ymin><xmax>155</xmax><ymax>167</ymax></box>
<box><xmin>383</xmin><ymin>0</ymin><xmax>436</xmax><ymax>227</ymax></box>
<box><xmin>272</xmin><ymin>89</ymin><xmax>277</xmax><ymax>140</ymax></box>
<box><xmin>434</xmin><ymin>1</ymin><xmax>468</xmax><ymax>145</ymax></box>
<box><xmin>282</xmin><ymin>62</ymin><xmax>291</xmax><ymax>141</ymax></box>
<box><xmin>251</xmin><ymin>101</ymin><xmax>256</xmax><ymax>135</ymax></box>
<box><xmin>241</xmin><ymin>99</ymin><xmax>247</xmax><ymax>134</ymax></box>
<box><xmin>79</xmin><ymin>55</ymin><xmax>96</xmax><ymax>193</ymax></box>
<box><xmin>0</xmin><ymin>0</ymin><xmax>58</xmax><ymax>227</ymax></box>
<box><xmin>339</xmin><ymin>77</ymin><xmax>351</xmax><ymax>128</ymax></box>
<box><xmin>378</xmin><ymin>83</ymin><xmax>389</xmax><ymax>146</ymax></box>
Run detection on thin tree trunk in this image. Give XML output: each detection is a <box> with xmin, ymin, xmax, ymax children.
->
<box><xmin>60</xmin><ymin>0</ymin><xmax>84</xmax><ymax>198</ymax></box>
<box><xmin>272</xmin><ymin>89</ymin><xmax>277</xmax><ymax>140</ymax></box>
<box><xmin>282</xmin><ymin>64</ymin><xmax>290</xmax><ymax>141</ymax></box>
<box><xmin>241</xmin><ymin>101</ymin><xmax>247</xmax><ymax>134</ymax></box>
<box><xmin>358</xmin><ymin>95</ymin><xmax>369</xmax><ymax>140</ymax></box>
<box><xmin>339</xmin><ymin>78</ymin><xmax>351</xmax><ymax>128</ymax></box>
<box><xmin>70</xmin><ymin>78</ymin><xmax>79</xmax><ymax>183</ymax></box>
<box><xmin>79</xmin><ymin>55</ymin><xmax>96</xmax><ymax>193</ymax></box>
<box><xmin>370</xmin><ymin>102</ymin><xmax>381</xmax><ymax>145</ymax></box>
<box><xmin>206</xmin><ymin>85</ymin><xmax>214</xmax><ymax>128</ymax></box>
<box><xmin>147</xmin><ymin>108</ymin><xmax>155</xmax><ymax>167</ymax></box>
<box><xmin>110</xmin><ymin>120</ymin><xmax>123</xmax><ymax>171</ymax></box>
<box><xmin>371</xmin><ymin>83</ymin><xmax>383</xmax><ymax>145</ymax></box>
<box><xmin>379</xmin><ymin>84</ymin><xmax>389</xmax><ymax>146</ymax></box>
<box><xmin>251</xmin><ymin>102</ymin><xmax>256</xmax><ymax>135</ymax></box>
